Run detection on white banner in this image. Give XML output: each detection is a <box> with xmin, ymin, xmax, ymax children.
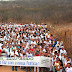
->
<box><xmin>0</xmin><ymin>56</ymin><xmax>50</xmax><ymax>67</ymax></box>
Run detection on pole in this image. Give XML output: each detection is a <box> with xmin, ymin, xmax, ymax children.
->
<box><xmin>65</xmin><ymin>32</ymin><xmax>66</xmax><ymax>49</ymax></box>
<box><xmin>70</xmin><ymin>32</ymin><xmax>71</xmax><ymax>49</ymax></box>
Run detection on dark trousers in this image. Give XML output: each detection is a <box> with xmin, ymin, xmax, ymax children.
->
<box><xmin>26</xmin><ymin>67</ymin><xmax>31</xmax><ymax>72</ymax></box>
<box><xmin>42</xmin><ymin>67</ymin><xmax>49</xmax><ymax>72</ymax></box>
<box><xmin>12</xmin><ymin>66</ymin><xmax>17</xmax><ymax>71</ymax></box>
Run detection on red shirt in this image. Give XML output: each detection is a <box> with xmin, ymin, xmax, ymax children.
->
<box><xmin>0</xmin><ymin>49</ymin><xmax>1</xmax><ymax>52</ymax></box>
<box><xmin>29</xmin><ymin>49</ymin><xmax>33</xmax><ymax>51</ymax></box>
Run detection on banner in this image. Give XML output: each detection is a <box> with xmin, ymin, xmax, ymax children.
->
<box><xmin>0</xmin><ymin>56</ymin><xmax>51</xmax><ymax>67</ymax></box>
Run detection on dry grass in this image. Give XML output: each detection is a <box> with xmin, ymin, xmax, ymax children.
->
<box><xmin>48</xmin><ymin>22</ymin><xmax>72</xmax><ymax>59</ymax></box>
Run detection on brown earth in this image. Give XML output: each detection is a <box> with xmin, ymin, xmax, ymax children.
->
<box><xmin>0</xmin><ymin>66</ymin><xmax>46</xmax><ymax>72</ymax></box>
<box><xmin>0</xmin><ymin>66</ymin><xmax>34</xmax><ymax>72</ymax></box>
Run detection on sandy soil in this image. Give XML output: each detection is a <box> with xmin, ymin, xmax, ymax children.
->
<box><xmin>0</xmin><ymin>66</ymin><xmax>34</xmax><ymax>72</ymax></box>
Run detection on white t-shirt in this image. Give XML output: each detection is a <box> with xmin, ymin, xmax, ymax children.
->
<box><xmin>31</xmin><ymin>41</ymin><xmax>36</xmax><ymax>45</ymax></box>
<box><xmin>26</xmin><ymin>53</ymin><xmax>33</xmax><ymax>57</ymax></box>
<box><xmin>23</xmin><ymin>34</ymin><xmax>26</xmax><ymax>37</ymax></box>
<box><xmin>40</xmin><ymin>34</ymin><xmax>44</xmax><ymax>38</ymax></box>
<box><xmin>17</xmin><ymin>34</ymin><xmax>20</xmax><ymax>38</ymax></box>
<box><xmin>0</xmin><ymin>43</ymin><xmax>3</xmax><ymax>50</ymax></box>
<box><xmin>65</xmin><ymin>67</ymin><xmax>72</xmax><ymax>72</ymax></box>
<box><xmin>49</xmin><ymin>40</ymin><xmax>51</xmax><ymax>44</ymax></box>
<box><xmin>47</xmin><ymin>34</ymin><xmax>50</xmax><ymax>38</ymax></box>
<box><xmin>43</xmin><ymin>49</ymin><xmax>46</xmax><ymax>52</ymax></box>
<box><xmin>64</xmin><ymin>60</ymin><xmax>71</xmax><ymax>67</ymax></box>
<box><xmin>0</xmin><ymin>38</ymin><xmax>4</xmax><ymax>41</ymax></box>
<box><xmin>59</xmin><ymin>55</ymin><xmax>65</xmax><ymax>64</ymax></box>
<box><xmin>5</xmin><ymin>48</ymin><xmax>10</xmax><ymax>55</ymax></box>
<box><xmin>4</xmin><ymin>36</ymin><xmax>7</xmax><ymax>40</ymax></box>
<box><xmin>10</xmin><ymin>51</ymin><xmax>18</xmax><ymax>58</ymax></box>
<box><xmin>52</xmin><ymin>57</ymin><xmax>56</xmax><ymax>66</ymax></box>
<box><xmin>33</xmin><ymin>41</ymin><xmax>36</xmax><ymax>45</ymax></box>
<box><xmin>60</xmin><ymin>49</ymin><xmax>67</xmax><ymax>55</ymax></box>
<box><xmin>57</xmin><ymin>66</ymin><xmax>62</xmax><ymax>72</ymax></box>
<box><xmin>45</xmin><ymin>33</ymin><xmax>48</xmax><ymax>36</ymax></box>
<box><xmin>20</xmin><ymin>53</ymin><xmax>23</xmax><ymax>58</ymax></box>
<box><xmin>13</xmin><ymin>46</ymin><xmax>16</xmax><ymax>50</ymax></box>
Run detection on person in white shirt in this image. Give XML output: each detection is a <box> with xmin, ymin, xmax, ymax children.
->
<box><xmin>26</xmin><ymin>50</ymin><xmax>33</xmax><ymax>72</ymax></box>
<box><xmin>47</xmin><ymin>33</ymin><xmax>50</xmax><ymax>38</ymax></box>
<box><xmin>19</xmin><ymin>50</ymin><xmax>23</xmax><ymax>58</ymax></box>
<box><xmin>64</xmin><ymin>56</ymin><xmax>71</xmax><ymax>68</ymax></box>
<box><xmin>59</xmin><ymin>41</ymin><xmax>63</xmax><ymax>48</ymax></box>
<box><xmin>55</xmin><ymin>60</ymin><xmax>63</xmax><ymax>72</ymax></box>
<box><xmin>10</xmin><ymin>49</ymin><xmax>18</xmax><ymax>58</ymax></box>
<box><xmin>4</xmin><ymin>46</ymin><xmax>10</xmax><ymax>57</ymax></box>
<box><xmin>11</xmin><ymin>50</ymin><xmax>19</xmax><ymax>71</ymax></box>
<box><xmin>31</xmin><ymin>39</ymin><xmax>36</xmax><ymax>46</ymax></box>
<box><xmin>0</xmin><ymin>43</ymin><xmax>2</xmax><ymax>56</ymax></box>
<box><xmin>19</xmin><ymin>50</ymin><xmax>25</xmax><ymax>69</ymax></box>
<box><xmin>65</xmin><ymin>63</ymin><xmax>72</xmax><ymax>72</ymax></box>
<box><xmin>43</xmin><ymin>48</ymin><xmax>46</xmax><ymax>53</ymax></box>
<box><xmin>59</xmin><ymin>53</ymin><xmax>65</xmax><ymax>64</ymax></box>
<box><xmin>26</xmin><ymin>50</ymin><xmax>33</xmax><ymax>57</ymax></box>
<box><xmin>60</xmin><ymin>46</ymin><xmax>67</xmax><ymax>55</ymax></box>
<box><xmin>0</xmin><ymin>43</ymin><xmax>3</xmax><ymax>55</ymax></box>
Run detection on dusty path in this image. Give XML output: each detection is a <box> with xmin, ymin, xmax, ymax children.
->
<box><xmin>0</xmin><ymin>66</ymin><xmax>34</xmax><ymax>72</ymax></box>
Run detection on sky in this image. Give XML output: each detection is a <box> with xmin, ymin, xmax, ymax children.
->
<box><xmin>0</xmin><ymin>0</ymin><xmax>14</xmax><ymax>1</ymax></box>
<box><xmin>0</xmin><ymin>0</ymin><xmax>9</xmax><ymax>1</ymax></box>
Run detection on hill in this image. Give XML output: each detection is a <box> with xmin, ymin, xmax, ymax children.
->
<box><xmin>0</xmin><ymin>0</ymin><xmax>72</xmax><ymax>24</ymax></box>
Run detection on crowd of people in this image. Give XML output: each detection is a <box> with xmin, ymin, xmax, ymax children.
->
<box><xmin>0</xmin><ymin>23</ymin><xmax>72</xmax><ymax>72</ymax></box>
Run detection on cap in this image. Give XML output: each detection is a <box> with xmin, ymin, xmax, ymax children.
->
<box><xmin>67</xmin><ymin>61</ymin><xmax>71</xmax><ymax>64</ymax></box>
<box><xmin>61</xmin><ymin>46</ymin><xmax>64</xmax><ymax>48</ymax></box>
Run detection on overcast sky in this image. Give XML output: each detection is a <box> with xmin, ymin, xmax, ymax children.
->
<box><xmin>0</xmin><ymin>0</ymin><xmax>14</xmax><ymax>1</ymax></box>
<box><xmin>0</xmin><ymin>0</ymin><xmax>9</xmax><ymax>1</ymax></box>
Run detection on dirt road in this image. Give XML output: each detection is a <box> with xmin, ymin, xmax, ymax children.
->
<box><xmin>0</xmin><ymin>66</ymin><xmax>34</xmax><ymax>72</ymax></box>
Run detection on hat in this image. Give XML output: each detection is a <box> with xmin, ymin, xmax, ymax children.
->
<box><xmin>56</xmin><ymin>44</ymin><xmax>59</xmax><ymax>46</ymax></box>
<box><xmin>67</xmin><ymin>61</ymin><xmax>71</xmax><ymax>64</ymax></box>
<box><xmin>61</xmin><ymin>46</ymin><xmax>64</xmax><ymax>48</ymax></box>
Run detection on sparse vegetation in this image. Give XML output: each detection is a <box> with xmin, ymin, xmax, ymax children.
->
<box><xmin>0</xmin><ymin>0</ymin><xmax>72</xmax><ymax>23</ymax></box>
